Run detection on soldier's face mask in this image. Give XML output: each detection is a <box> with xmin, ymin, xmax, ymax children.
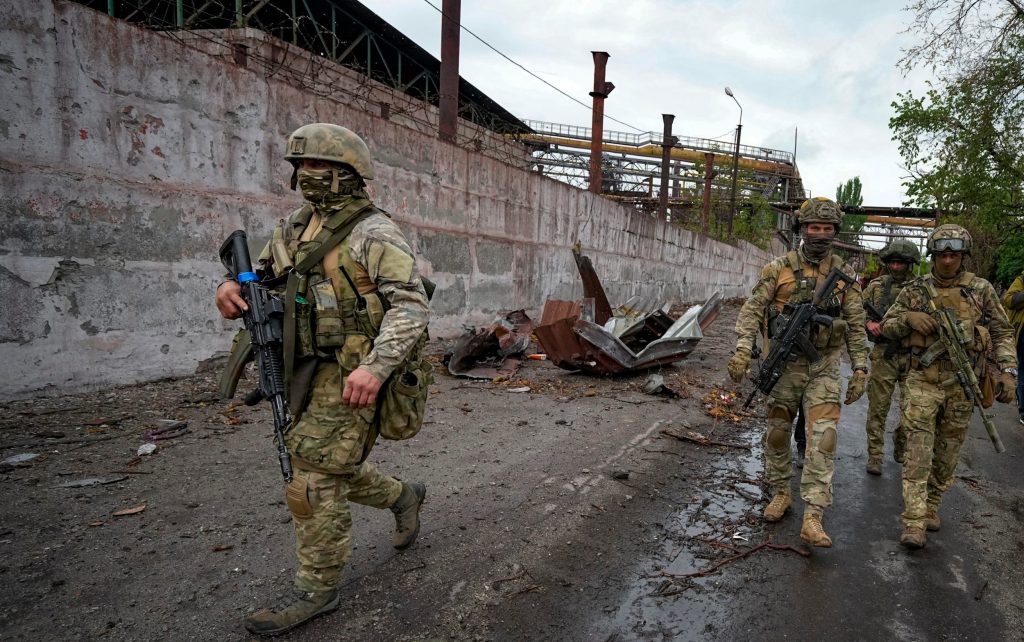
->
<box><xmin>801</xmin><ymin>228</ymin><xmax>835</xmax><ymax>261</ymax></box>
<box><xmin>932</xmin><ymin>251</ymin><xmax>964</xmax><ymax>279</ymax></box>
<box><xmin>296</xmin><ymin>166</ymin><xmax>360</xmax><ymax>205</ymax></box>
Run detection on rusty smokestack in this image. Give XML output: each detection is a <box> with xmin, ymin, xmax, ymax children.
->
<box><xmin>588</xmin><ymin>51</ymin><xmax>613</xmax><ymax>194</ymax></box>
<box><xmin>658</xmin><ymin>113</ymin><xmax>675</xmax><ymax>219</ymax></box>
<box><xmin>438</xmin><ymin>0</ymin><xmax>461</xmax><ymax>143</ymax></box>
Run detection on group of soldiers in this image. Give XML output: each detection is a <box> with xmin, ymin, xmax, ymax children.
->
<box><xmin>214</xmin><ymin>122</ymin><xmax>1020</xmax><ymax>635</ymax></box>
<box><xmin>729</xmin><ymin>197</ymin><xmax>1018</xmax><ymax>550</ymax></box>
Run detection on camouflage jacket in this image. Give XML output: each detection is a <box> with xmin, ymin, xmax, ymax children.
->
<box><xmin>259</xmin><ymin>199</ymin><xmax>430</xmax><ymax>383</ymax></box>
<box><xmin>880</xmin><ymin>270</ymin><xmax>1015</xmax><ymax>367</ymax></box>
<box><xmin>1001</xmin><ymin>273</ymin><xmax>1024</xmax><ymax>344</ymax></box>
<box><xmin>862</xmin><ymin>275</ymin><xmax>911</xmax><ymax>335</ymax></box>
<box><xmin>734</xmin><ymin>249</ymin><xmax>869</xmax><ymax>371</ymax></box>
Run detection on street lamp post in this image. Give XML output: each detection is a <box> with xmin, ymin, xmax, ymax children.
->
<box><xmin>724</xmin><ymin>86</ymin><xmax>743</xmax><ymax>237</ymax></box>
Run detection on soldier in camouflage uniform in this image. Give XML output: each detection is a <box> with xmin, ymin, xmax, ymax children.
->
<box><xmin>728</xmin><ymin>197</ymin><xmax>870</xmax><ymax>548</ymax></box>
<box><xmin>880</xmin><ymin>224</ymin><xmax>1016</xmax><ymax>549</ymax></box>
<box><xmin>215</xmin><ymin>124</ymin><xmax>430</xmax><ymax>635</ymax></box>
<box><xmin>862</xmin><ymin>240</ymin><xmax>921</xmax><ymax>475</ymax></box>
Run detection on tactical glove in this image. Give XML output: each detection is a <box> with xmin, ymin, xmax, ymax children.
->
<box><xmin>727</xmin><ymin>349</ymin><xmax>751</xmax><ymax>383</ymax></box>
<box><xmin>905</xmin><ymin>311</ymin><xmax>938</xmax><ymax>336</ymax></box>
<box><xmin>996</xmin><ymin>369</ymin><xmax>1017</xmax><ymax>404</ymax></box>
<box><xmin>844</xmin><ymin>369</ymin><xmax>867</xmax><ymax>405</ymax></box>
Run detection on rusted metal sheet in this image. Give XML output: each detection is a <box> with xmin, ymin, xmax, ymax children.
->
<box><xmin>535</xmin><ymin>248</ymin><xmax>723</xmax><ymax>375</ymax></box>
<box><xmin>447</xmin><ymin>310</ymin><xmax>533</xmax><ymax>379</ymax></box>
<box><xmin>571</xmin><ymin>241</ymin><xmax>612</xmax><ymax>324</ymax></box>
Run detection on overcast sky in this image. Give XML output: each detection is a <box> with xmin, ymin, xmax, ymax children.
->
<box><xmin>361</xmin><ymin>0</ymin><xmax>932</xmax><ymax>206</ymax></box>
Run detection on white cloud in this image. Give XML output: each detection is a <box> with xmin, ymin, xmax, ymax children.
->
<box><xmin>361</xmin><ymin>0</ymin><xmax>937</xmax><ymax>205</ymax></box>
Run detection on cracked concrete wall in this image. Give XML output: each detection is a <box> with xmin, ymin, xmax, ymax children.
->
<box><xmin>0</xmin><ymin>0</ymin><xmax>770</xmax><ymax>400</ymax></box>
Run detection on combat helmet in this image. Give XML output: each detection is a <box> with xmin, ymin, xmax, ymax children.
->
<box><xmin>285</xmin><ymin>123</ymin><xmax>375</xmax><ymax>180</ymax></box>
<box><xmin>878</xmin><ymin>239</ymin><xmax>921</xmax><ymax>264</ymax></box>
<box><xmin>797</xmin><ymin>197</ymin><xmax>844</xmax><ymax>228</ymax></box>
<box><xmin>926</xmin><ymin>224</ymin><xmax>972</xmax><ymax>256</ymax></box>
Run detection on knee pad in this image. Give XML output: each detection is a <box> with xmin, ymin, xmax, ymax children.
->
<box><xmin>818</xmin><ymin>426</ymin><xmax>837</xmax><ymax>454</ymax></box>
<box><xmin>285</xmin><ymin>475</ymin><xmax>313</xmax><ymax>519</ymax></box>
<box><xmin>766</xmin><ymin>425</ymin><xmax>791</xmax><ymax>450</ymax></box>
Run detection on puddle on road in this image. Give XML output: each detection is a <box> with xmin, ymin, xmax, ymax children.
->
<box><xmin>592</xmin><ymin>424</ymin><xmax>769</xmax><ymax>639</ymax></box>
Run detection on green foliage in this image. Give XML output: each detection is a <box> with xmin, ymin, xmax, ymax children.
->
<box><xmin>995</xmin><ymin>233</ymin><xmax>1024</xmax><ymax>285</ymax></box>
<box><xmin>890</xmin><ymin>11</ymin><xmax>1024</xmax><ymax>280</ymax></box>
<box><xmin>863</xmin><ymin>253</ymin><xmax>880</xmax><ymax>275</ymax></box>
<box><xmin>835</xmin><ymin>176</ymin><xmax>867</xmax><ymax>241</ymax></box>
<box><xmin>835</xmin><ymin>177</ymin><xmax>864</xmax><ymax>206</ymax></box>
<box><xmin>731</xmin><ymin>195</ymin><xmax>777</xmax><ymax>250</ymax></box>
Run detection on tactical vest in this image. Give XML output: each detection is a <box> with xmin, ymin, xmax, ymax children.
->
<box><xmin>905</xmin><ymin>272</ymin><xmax>991</xmax><ymax>361</ymax></box>
<box><xmin>766</xmin><ymin>251</ymin><xmax>849</xmax><ymax>351</ymax></box>
<box><xmin>278</xmin><ymin>202</ymin><xmax>388</xmax><ymax>366</ymax></box>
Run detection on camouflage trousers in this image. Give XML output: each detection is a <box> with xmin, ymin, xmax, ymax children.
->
<box><xmin>282</xmin><ymin>361</ymin><xmax>403</xmax><ymax>592</ymax></box>
<box><xmin>865</xmin><ymin>345</ymin><xmax>907</xmax><ymax>460</ymax></box>
<box><xmin>899</xmin><ymin>368</ymin><xmax>973</xmax><ymax>530</ymax></box>
<box><xmin>765</xmin><ymin>350</ymin><xmax>842</xmax><ymax>509</ymax></box>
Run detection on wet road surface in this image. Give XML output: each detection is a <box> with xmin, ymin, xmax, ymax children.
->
<box><xmin>591</xmin><ymin>365</ymin><xmax>1024</xmax><ymax>641</ymax></box>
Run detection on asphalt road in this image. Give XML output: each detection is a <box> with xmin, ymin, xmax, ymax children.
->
<box><xmin>602</xmin><ymin>365</ymin><xmax>1024</xmax><ymax>642</ymax></box>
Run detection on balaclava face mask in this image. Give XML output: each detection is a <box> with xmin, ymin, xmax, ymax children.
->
<box><xmin>296</xmin><ymin>166</ymin><xmax>363</xmax><ymax>206</ymax></box>
<box><xmin>800</xmin><ymin>228</ymin><xmax>835</xmax><ymax>263</ymax></box>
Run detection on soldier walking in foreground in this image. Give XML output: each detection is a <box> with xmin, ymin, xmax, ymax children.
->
<box><xmin>881</xmin><ymin>224</ymin><xmax>1016</xmax><ymax>549</ymax></box>
<box><xmin>862</xmin><ymin>240</ymin><xmax>921</xmax><ymax>474</ymax></box>
<box><xmin>215</xmin><ymin>124</ymin><xmax>431</xmax><ymax>634</ymax></box>
<box><xmin>728</xmin><ymin>197</ymin><xmax>870</xmax><ymax>548</ymax></box>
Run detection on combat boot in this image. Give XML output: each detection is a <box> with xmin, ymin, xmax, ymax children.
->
<box><xmin>866</xmin><ymin>455</ymin><xmax>882</xmax><ymax>476</ymax></box>
<box><xmin>763</xmin><ymin>491</ymin><xmax>792</xmax><ymax>522</ymax></box>
<box><xmin>900</xmin><ymin>526</ymin><xmax>926</xmax><ymax>549</ymax></box>
<box><xmin>925</xmin><ymin>506</ymin><xmax>941</xmax><ymax>532</ymax></box>
<box><xmin>244</xmin><ymin>588</ymin><xmax>339</xmax><ymax>636</ymax></box>
<box><xmin>391</xmin><ymin>481</ymin><xmax>426</xmax><ymax>549</ymax></box>
<box><xmin>800</xmin><ymin>510</ymin><xmax>832</xmax><ymax>548</ymax></box>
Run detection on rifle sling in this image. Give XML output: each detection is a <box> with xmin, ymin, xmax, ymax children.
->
<box><xmin>282</xmin><ymin>203</ymin><xmax>376</xmax><ymax>416</ymax></box>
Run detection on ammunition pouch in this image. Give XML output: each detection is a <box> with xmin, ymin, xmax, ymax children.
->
<box><xmin>310</xmin><ymin>278</ymin><xmax>346</xmax><ymax>349</ymax></box>
<box><xmin>375</xmin><ymin>334</ymin><xmax>434</xmax><ymax>441</ymax></box>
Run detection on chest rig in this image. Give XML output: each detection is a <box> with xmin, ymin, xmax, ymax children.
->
<box><xmin>269</xmin><ymin>200</ymin><xmax>386</xmax><ymax>414</ymax></box>
<box><xmin>909</xmin><ymin>273</ymin><xmax>990</xmax><ymax>364</ymax></box>
<box><xmin>767</xmin><ymin>251</ymin><xmax>845</xmax><ymax>343</ymax></box>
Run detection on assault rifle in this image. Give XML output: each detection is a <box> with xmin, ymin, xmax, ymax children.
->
<box><xmin>920</xmin><ymin>280</ymin><xmax>1004</xmax><ymax>453</ymax></box>
<box><xmin>864</xmin><ymin>300</ymin><xmax>899</xmax><ymax>359</ymax></box>
<box><xmin>744</xmin><ymin>267</ymin><xmax>854</xmax><ymax>408</ymax></box>
<box><xmin>863</xmin><ymin>300</ymin><xmax>886</xmax><ymax>322</ymax></box>
<box><xmin>220</xmin><ymin>230</ymin><xmax>294</xmax><ymax>481</ymax></box>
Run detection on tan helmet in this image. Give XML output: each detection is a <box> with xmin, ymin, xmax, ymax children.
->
<box><xmin>926</xmin><ymin>223</ymin><xmax>972</xmax><ymax>255</ymax></box>
<box><xmin>285</xmin><ymin>123</ymin><xmax>375</xmax><ymax>180</ymax></box>
<box><xmin>797</xmin><ymin>197</ymin><xmax>844</xmax><ymax>228</ymax></box>
<box><xmin>878</xmin><ymin>239</ymin><xmax>921</xmax><ymax>264</ymax></box>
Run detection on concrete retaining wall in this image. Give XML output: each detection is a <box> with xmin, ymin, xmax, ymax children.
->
<box><xmin>0</xmin><ymin>0</ymin><xmax>770</xmax><ymax>400</ymax></box>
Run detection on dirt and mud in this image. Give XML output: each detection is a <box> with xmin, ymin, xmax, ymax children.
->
<box><xmin>2</xmin><ymin>303</ymin><xmax>1023</xmax><ymax>641</ymax></box>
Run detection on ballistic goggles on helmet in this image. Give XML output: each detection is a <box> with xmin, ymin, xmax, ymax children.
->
<box><xmin>931</xmin><ymin>238</ymin><xmax>968</xmax><ymax>253</ymax></box>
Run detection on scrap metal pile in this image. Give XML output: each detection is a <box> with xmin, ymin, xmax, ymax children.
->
<box><xmin>535</xmin><ymin>243</ymin><xmax>722</xmax><ymax>375</ymax></box>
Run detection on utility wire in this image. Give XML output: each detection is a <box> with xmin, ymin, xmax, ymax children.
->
<box><xmin>419</xmin><ymin>0</ymin><xmax>646</xmax><ymax>133</ymax></box>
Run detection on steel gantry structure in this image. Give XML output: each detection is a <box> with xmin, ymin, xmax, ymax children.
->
<box><xmin>516</xmin><ymin>119</ymin><xmax>807</xmax><ymax>209</ymax></box>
